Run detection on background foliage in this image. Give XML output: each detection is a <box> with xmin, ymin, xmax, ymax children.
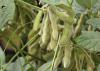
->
<box><xmin>0</xmin><ymin>0</ymin><xmax>100</xmax><ymax>71</ymax></box>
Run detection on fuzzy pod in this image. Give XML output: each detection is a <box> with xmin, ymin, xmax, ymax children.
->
<box><xmin>47</xmin><ymin>36</ymin><xmax>57</xmax><ymax>50</ymax></box>
<box><xmin>59</xmin><ymin>21</ymin><xmax>73</xmax><ymax>47</ymax></box>
<box><xmin>28</xmin><ymin>27</ymin><xmax>40</xmax><ymax>40</ymax></box>
<box><xmin>87</xmin><ymin>64</ymin><xmax>94</xmax><ymax>71</ymax></box>
<box><xmin>27</xmin><ymin>38</ymin><xmax>40</xmax><ymax>61</ymax></box>
<box><xmin>54</xmin><ymin>46</ymin><xmax>64</xmax><ymax>68</ymax></box>
<box><xmin>74</xmin><ymin>14</ymin><xmax>85</xmax><ymax>38</ymax></box>
<box><xmin>48</xmin><ymin>7</ymin><xmax>59</xmax><ymax>41</ymax></box>
<box><xmin>28</xmin><ymin>32</ymin><xmax>40</xmax><ymax>46</ymax></box>
<box><xmin>62</xmin><ymin>43</ymin><xmax>73</xmax><ymax>68</ymax></box>
<box><xmin>40</xmin><ymin>13</ymin><xmax>51</xmax><ymax>48</ymax></box>
<box><xmin>33</xmin><ymin>10</ymin><xmax>43</xmax><ymax>31</ymax></box>
<box><xmin>28</xmin><ymin>38</ymin><xmax>40</xmax><ymax>55</ymax></box>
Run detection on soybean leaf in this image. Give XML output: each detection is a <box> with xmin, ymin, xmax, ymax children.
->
<box><xmin>37</xmin><ymin>61</ymin><xmax>57</xmax><ymax>71</ymax></box>
<box><xmin>0</xmin><ymin>0</ymin><xmax>15</xmax><ymax>29</ymax></box>
<box><xmin>6</xmin><ymin>57</ymin><xmax>25</xmax><ymax>71</ymax></box>
<box><xmin>72</xmin><ymin>0</ymin><xmax>86</xmax><ymax>14</ymax></box>
<box><xmin>0</xmin><ymin>47</ymin><xmax>5</xmax><ymax>65</ymax></box>
<box><xmin>76</xmin><ymin>0</ymin><xmax>97</xmax><ymax>9</ymax></box>
<box><xmin>75</xmin><ymin>31</ymin><xmax>100</xmax><ymax>52</ymax></box>
<box><xmin>93</xmin><ymin>0</ymin><xmax>100</xmax><ymax>12</ymax></box>
<box><xmin>86</xmin><ymin>18</ymin><xmax>100</xmax><ymax>30</ymax></box>
<box><xmin>6</xmin><ymin>57</ymin><xmax>36</xmax><ymax>71</ymax></box>
<box><xmin>5</xmin><ymin>63</ymin><xmax>15</xmax><ymax>71</ymax></box>
<box><xmin>97</xmin><ymin>64</ymin><xmax>100</xmax><ymax>71</ymax></box>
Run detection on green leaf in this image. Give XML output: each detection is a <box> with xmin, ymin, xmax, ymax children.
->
<box><xmin>72</xmin><ymin>0</ymin><xmax>86</xmax><ymax>14</ymax></box>
<box><xmin>37</xmin><ymin>61</ymin><xmax>57</xmax><ymax>71</ymax></box>
<box><xmin>93</xmin><ymin>0</ymin><xmax>100</xmax><ymax>11</ymax></box>
<box><xmin>0</xmin><ymin>0</ymin><xmax>15</xmax><ymax>29</ymax></box>
<box><xmin>6</xmin><ymin>57</ymin><xmax>25</xmax><ymax>71</ymax></box>
<box><xmin>6</xmin><ymin>57</ymin><xmax>36</xmax><ymax>71</ymax></box>
<box><xmin>75</xmin><ymin>31</ymin><xmax>100</xmax><ymax>52</ymax></box>
<box><xmin>0</xmin><ymin>47</ymin><xmax>5</xmax><ymax>65</ymax></box>
<box><xmin>76</xmin><ymin>0</ymin><xmax>97</xmax><ymax>9</ymax></box>
<box><xmin>86</xmin><ymin>18</ymin><xmax>100</xmax><ymax>30</ymax></box>
<box><xmin>97</xmin><ymin>64</ymin><xmax>100</xmax><ymax>71</ymax></box>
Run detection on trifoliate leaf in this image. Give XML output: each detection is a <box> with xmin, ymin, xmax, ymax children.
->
<box><xmin>0</xmin><ymin>0</ymin><xmax>15</xmax><ymax>29</ymax></box>
<box><xmin>75</xmin><ymin>31</ymin><xmax>100</xmax><ymax>52</ymax></box>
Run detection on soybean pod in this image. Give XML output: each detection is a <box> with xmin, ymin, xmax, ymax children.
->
<box><xmin>33</xmin><ymin>10</ymin><xmax>43</xmax><ymax>31</ymax></box>
<box><xmin>41</xmin><ymin>13</ymin><xmax>51</xmax><ymax>48</ymax></box>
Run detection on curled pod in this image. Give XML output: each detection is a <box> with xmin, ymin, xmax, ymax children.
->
<box><xmin>62</xmin><ymin>42</ymin><xmax>73</xmax><ymax>68</ymax></box>
<box><xmin>48</xmin><ymin>7</ymin><xmax>59</xmax><ymax>41</ymax></box>
<box><xmin>40</xmin><ymin>13</ymin><xmax>51</xmax><ymax>49</ymax></box>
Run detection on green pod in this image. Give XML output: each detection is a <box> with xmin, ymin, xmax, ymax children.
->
<box><xmin>43</xmin><ymin>51</ymin><xmax>54</xmax><ymax>61</ymax></box>
<box><xmin>48</xmin><ymin>7</ymin><xmax>59</xmax><ymax>40</ymax></box>
<box><xmin>60</xmin><ymin>21</ymin><xmax>73</xmax><ymax>47</ymax></box>
<box><xmin>74</xmin><ymin>14</ymin><xmax>85</xmax><ymax>38</ymax></box>
<box><xmin>62</xmin><ymin>43</ymin><xmax>73</xmax><ymax>68</ymax></box>
<box><xmin>41</xmin><ymin>13</ymin><xmax>51</xmax><ymax>48</ymax></box>
<box><xmin>38</xmin><ymin>23</ymin><xmax>44</xmax><ymax>36</ymax></box>
<box><xmin>88</xmin><ymin>24</ymin><xmax>93</xmax><ymax>31</ymax></box>
<box><xmin>85</xmin><ymin>51</ymin><xmax>95</xmax><ymax>71</ymax></box>
<box><xmin>27</xmin><ymin>38</ymin><xmax>40</xmax><ymax>61</ymax></box>
<box><xmin>28</xmin><ymin>27</ymin><xmax>40</xmax><ymax>40</ymax></box>
<box><xmin>28</xmin><ymin>38</ymin><xmax>40</xmax><ymax>54</ymax></box>
<box><xmin>28</xmin><ymin>33</ymin><xmax>40</xmax><ymax>46</ymax></box>
<box><xmin>47</xmin><ymin>36</ymin><xmax>57</xmax><ymax>50</ymax></box>
<box><xmin>54</xmin><ymin>47</ymin><xmax>64</xmax><ymax>68</ymax></box>
<box><xmin>87</xmin><ymin>64</ymin><xmax>94</xmax><ymax>71</ymax></box>
<box><xmin>33</xmin><ymin>10</ymin><xmax>43</xmax><ymax>31</ymax></box>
